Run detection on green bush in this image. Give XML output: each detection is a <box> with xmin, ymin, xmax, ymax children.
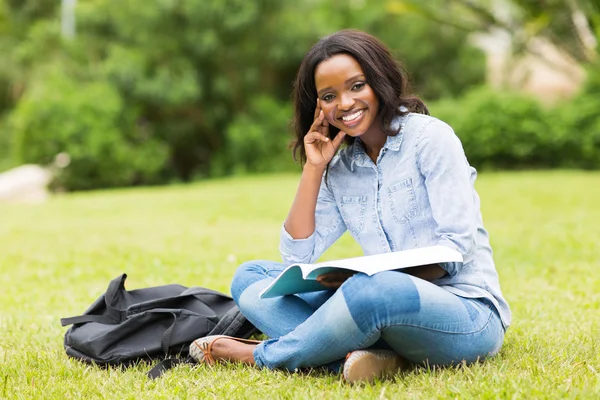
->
<box><xmin>218</xmin><ymin>96</ymin><xmax>296</xmax><ymax>175</ymax></box>
<box><xmin>374</xmin><ymin>18</ymin><xmax>486</xmax><ymax>100</ymax></box>
<box><xmin>429</xmin><ymin>81</ymin><xmax>600</xmax><ymax>170</ymax></box>
<box><xmin>553</xmin><ymin>64</ymin><xmax>600</xmax><ymax>169</ymax></box>
<box><xmin>430</xmin><ymin>88</ymin><xmax>556</xmax><ymax>169</ymax></box>
<box><xmin>11</xmin><ymin>70</ymin><xmax>169</xmax><ymax>190</ymax></box>
<box><xmin>0</xmin><ymin>116</ymin><xmax>14</xmax><ymax>172</ymax></box>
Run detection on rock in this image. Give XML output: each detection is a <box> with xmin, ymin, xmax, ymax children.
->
<box><xmin>0</xmin><ymin>165</ymin><xmax>52</xmax><ymax>204</ymax></box>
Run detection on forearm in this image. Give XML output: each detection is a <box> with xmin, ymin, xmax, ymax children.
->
<box><xmin>284</xmin><ymin>165</ymin><xmax>326</xmax><ymax>239</ymax></box>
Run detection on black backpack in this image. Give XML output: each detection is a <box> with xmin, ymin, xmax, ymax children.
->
<box><xmin>61</xmin><ymin>274</ymin><xmax>257</xmax><ymax>378</ymax></box>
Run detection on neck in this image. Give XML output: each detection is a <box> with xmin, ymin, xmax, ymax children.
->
<box><xmin>359</xmin><ymin>124</ymin><xmax>387</xmax><ymax>163</ymax></box>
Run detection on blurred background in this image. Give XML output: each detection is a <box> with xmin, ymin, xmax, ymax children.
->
<box><xmin>0</xmin><ymin>0</ymin><xmax>598</xmax><ymax>193</ymax></box>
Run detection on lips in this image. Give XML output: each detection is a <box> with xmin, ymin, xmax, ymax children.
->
<box><xmin>339</xmin><ymin>109</ymin><xmax>366</xmax><ymax>128</ymax></box>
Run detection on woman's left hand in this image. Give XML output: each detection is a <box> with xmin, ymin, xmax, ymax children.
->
<box><xmin>316</xmin><ymin>271</ymin><xmax>356</xmax><ymax>289</ymax></box>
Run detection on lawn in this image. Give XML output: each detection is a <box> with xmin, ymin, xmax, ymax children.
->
<box><xmin>0</xmin><ymin>171</ymin><xmax>598</xmax><ymax>399</ymax></box>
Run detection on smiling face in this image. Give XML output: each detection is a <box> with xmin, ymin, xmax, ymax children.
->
<box><xmin>315</xmin><ymin>53</ymin><xmax>381</xmax><ymax>138</ymax></box>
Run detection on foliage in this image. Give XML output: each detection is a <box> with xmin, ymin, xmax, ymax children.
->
<box><xmin>308</xmin><ymin>0</ymin><xmax>487</xmax><ymax>99</ymax></box>
<box><xmin>0</xmin><ymin>0</ymin><xmax>487</xmax><ymax>186</ymax></box>
<box><xmin>1</xmin><ymin>0</ymin><xmax>596</xmax><ymax>186</ymax></box>
<box><xmin>430</xmin><ymin>88</ymin><xmax>554</xmax><ymax>169</ymax></box>
<box><xmin>71</xmin><ymin>0</ymin><xmax>281</xmax><ymax>181</ymax></box>
<box><xmin>430</xmin><ymin>83</ymin><xmax>600</xmax><ymax>170</ymax></box>
<box><xmin>0</xmin><ymin>0</ymin><xmax>60</xmax><ymax>174</ymax></box>
<box><xmin>0</xmin><ymin>172</ymin><xmax>599</xmax><ymax>397</ymax></box>
<box><xmin>221</xmin><ymin>96</ymin><xmax>295</xmax><ymax>175</ymax></box>
<box><xmin>0</xmin><ymin>116</ymin><xmax>14</xmax><ymax>171</ymax></box>
<box><xmin>386</xmin><ymin>0</ymin><xmax>599</xmax><ymax>66</ymax></box>
<box><xmin>10</xmin><ymin>68</ymin><xmax>168</xmax><ymax>190</ymax></box>
<box><xmin>553</xmin><ymin>62</ymin><xmax>600</xmax><ymax>169</ymax></box>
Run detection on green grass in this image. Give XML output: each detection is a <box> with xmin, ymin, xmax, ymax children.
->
<box><xmin>0</xmin><ymin>171</ymin><xmax>599</xmax><ymax>399</ymax></box>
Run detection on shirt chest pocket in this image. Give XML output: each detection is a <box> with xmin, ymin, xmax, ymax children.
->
<box><xmin>339</xmin><ymin>195</ymin><xmax>368</xmax><ymax>235</ymax></box>
<box><xmin>388</xmin><ymin>178</ymin><xmax>418</xmax><ymax>224</ymax></box>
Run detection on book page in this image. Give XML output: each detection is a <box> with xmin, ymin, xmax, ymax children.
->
<box><xmin>260</xmin><ymin>245</ymin><xmax>463</xmax><ymax>298</ymax></box>
<box><xmin>303</xmin><ymin>245</ymin><xmax>462</xmax><ymax>279</ymax></box>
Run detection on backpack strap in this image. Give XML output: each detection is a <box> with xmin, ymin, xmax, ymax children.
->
<box><xmin>105</xmin><ymin>273</ymin><xmax>127</xmax><ymax>304</ymax></box>
<box><xmin>60</xmin><ymin>314</ymin><xmax>117</xmax><ymax>327</ymax></box>
<box><xmin>160</xmin><ymin>312</ymin><xmax>178</xmax><ymax>355</ymax></box>
<box><xmin>104</xmin><ymin>274</ymin><xmax>129</xmax><ymax>321</ymax></box>
<box><xmin>147</xmin><ymin>356</ymin><xmax>195</xmax><ymax>380</ymax></box>
<box><xmin>60</xmin><ymin>274</ymin><xmax>129</xmax><ymax>327</ymax></box>
<box><xmin>207</xmin><ymin>305</ymin><xmax>257</xmax><ymax>338</ymax></box>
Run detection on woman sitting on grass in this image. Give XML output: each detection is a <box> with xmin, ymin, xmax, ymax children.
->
<box><xmin>190</xmin><ymin>29</ymin><xmax>511</xmax><ymax>383</ymax></box>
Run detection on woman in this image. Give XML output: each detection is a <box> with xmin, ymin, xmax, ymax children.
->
<box><xmin>190</xmin><ymin>29</ymin><xmax>511</xmax><ymax>383</ymax></box>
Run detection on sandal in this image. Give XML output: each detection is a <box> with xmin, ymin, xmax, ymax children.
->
<box><xmin>189</xmin><ymin>335</ymin><xmax>262</xmax><ymax>365</ymax></box>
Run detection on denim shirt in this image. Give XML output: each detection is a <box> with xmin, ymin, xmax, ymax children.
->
<box><xmin>279</xmin><ymin>112</ymin><xmax>511</xmax><ymax>329</ymax></box>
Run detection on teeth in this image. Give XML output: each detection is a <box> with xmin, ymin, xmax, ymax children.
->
<box><xmin>342</xmin><ymin>110</ymin><xmax>364</xmax><ymax>121</ymax></box>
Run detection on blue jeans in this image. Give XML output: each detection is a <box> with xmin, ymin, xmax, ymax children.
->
<box><xmin>231</xmin><ymin>260</ymin><xmax>505</xmax><ymax>372</ymax></box>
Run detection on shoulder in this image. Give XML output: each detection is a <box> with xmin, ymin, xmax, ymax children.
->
<box><xmin>402</xmin><ymin>113</ymin><xmax>455</xmax><ymax>140</ymax></box>
<box><xmin>398</xmin><ymin>113</ymin><xmax>461</xmax><ymax>151</ymax></box>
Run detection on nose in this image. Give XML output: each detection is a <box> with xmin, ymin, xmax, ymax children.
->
<box><xmin>338</xmin><ymin>92</ymin><xmax>356</xmax><ymax>111</ymax></box>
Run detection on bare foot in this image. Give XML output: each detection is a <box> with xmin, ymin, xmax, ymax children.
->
<box><xmin>210</xmin><ymin>338</ymin><xmax>258</xmax><ymax>365</ymax></box>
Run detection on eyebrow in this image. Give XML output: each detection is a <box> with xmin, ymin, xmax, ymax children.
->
<box><xmin>317</xmin><ymin>74</ymin><xmax>365</xmax><ymax>96</ymax></box>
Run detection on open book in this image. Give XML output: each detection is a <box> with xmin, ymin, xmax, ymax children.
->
<box><xmin>259</xmin><ymin>245</ymin><xmax>463</xmax><ymax>298</ymax></box>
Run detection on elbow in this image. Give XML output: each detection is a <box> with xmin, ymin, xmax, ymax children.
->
<box><xmin>279</xmin><ymin>224</ymin><xmax>318</xmax><ymax>265</ymax></box>
<box><xmin>280</xmin><ymin>253</ymin><xmax>317</xmax><ymax>266</ymax></box>
<box><xmin>437</xmin><ymin>233</ymin><xmax>475</xmax><ymax>276</ymax></box>
<box><xmin>438</xmin><ymin>227</ymin><xmax>476</xmax><ymax>257</ymax></box>
<box><xmin>279</xmin><ymin>244</ymin><xmax>317</xmax><ymax>266</ymax></box>
<box><xmin>438</xmin><ymin>261</ymin><xmax>463</xmax><ymax>277</ymax></box>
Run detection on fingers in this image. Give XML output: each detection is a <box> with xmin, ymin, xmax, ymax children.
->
<box><xmin>305</xmin><ymin>126</ymin><xmax>346</xmax><ymax>153</ymax></box>
<box><xmin>317</xmin><ymin>271</ymin><xmax>355</xmax><ymax>289</ymax></box>
<box><xmin>316</xmin><ymin>274</ymin><xmax>341</xmax><ymax>289</ymax></box>
<box><xmin>318</xmin><ymin>111</ymin><xmax>329</xmax><ymax>136</ymax></box>
<box><xmin>318</xmin><ymin>280</ymin><xmax>343</xmax><ymax>289</ymax></box>
<box><xmin>317</xmin><ymin>272</ymin><xmax>355</xmax><ymax>282</ymax></box>
<box><xmin>304</xmin><ymin>130</ymin><xmax>329</xmax><ymax>144</ymax></box>
<box><xmin>313</xmin><ymin>99</ymin><xmax>329</xmax><ymax>132</ymax></box>
<box><xmin>331</xmin><ymin>130</ymin><xmax>347</xmax><ymax>149</ymax></box>
<box><xmin>313</xmin><ymin>98</ymin><xmax>321</xmax><ymax>121</ymax></box>
<box><xmin>309</xmin><ymin>109</ymin><xmax>326</xmax><ymax>132</ymax></box>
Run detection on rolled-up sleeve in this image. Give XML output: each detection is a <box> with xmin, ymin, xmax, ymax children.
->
<box><xmin>279</xmin><ymin>175</ymin><xmax>347</xmax><ymax>266</ymax></box>
<box><xmin>416</xmin><ymin>120</ymin><xmax>477</xmax><ymax>276</ymax></box>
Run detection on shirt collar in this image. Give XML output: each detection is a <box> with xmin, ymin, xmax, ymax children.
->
<box><xmin>349</xmin><ymin>113</ymin><xmax>408</xmax><ymax>170</ymax></box>
<box><xmin>350</xmin><ymin>139</ymin><xmax>370</xmax><ymax>170</ymax></box>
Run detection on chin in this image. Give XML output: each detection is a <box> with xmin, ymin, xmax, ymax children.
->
<box><xmin>335</xmin><ymin>123</ymin><xmax>368</xmax><ymax>137</ymax></box>
<box><xmin>343</xmin><ymin>129</ymin><xmax>365</xmax><ymax>137</ymax></box>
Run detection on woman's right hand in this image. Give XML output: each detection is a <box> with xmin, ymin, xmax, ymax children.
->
<box><xmin>304</xmin><ymin>99</ymin><xmax>346</xmax><ymax>169</ymax></box>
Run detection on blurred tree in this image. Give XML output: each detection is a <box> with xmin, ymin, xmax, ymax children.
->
<box><xmin>223</xmin><ymin>96</ymin><xmax>294</xmax><ymax>174</ymax></box>
<box><xmin>70</xmin><ymin>0</ymin><xmax>484</xmax><ymax>179</ymax></box>
<box><xmin>0</xmin><ymin>0</ymin><xmax>59</xmax><ymax>106</ymax></box>
<box><xmin>11</xmin><ymin>68</ymin><xmax>169</xmax><ymax>189</ymax></box>
<box><xmin>0</xmin><ymin>0</ymin><xmax>60</xmax><ymax>171</ymax></box>
<box><xmin>386</xmin><ymin>0</ymin><xmax>598</xmax><ymax>67</ymax></box>
<box><xmin>1</xmin><ymin>0</ymin><xmax>488</xmax><ymax>186</ymax></box>
<box><xmin>72</xmin><ymin>0</ymin><xmax>315</xmax><ymax>180</ymax></box>
<box><xmin>291</xmin><ymin>0</ymin><xmax>486</xmax><ymax>99</ymax></box>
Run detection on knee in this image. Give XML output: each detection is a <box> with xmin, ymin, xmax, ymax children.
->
<box><xmin>230</xmin><ymin>260</ymin><xmax>281</xmax><ymax>303</ymax></box>
<box><xmin>341</xmin><ymin>272</ymin><xmax>421</xmax><ymax>316</ymax></box>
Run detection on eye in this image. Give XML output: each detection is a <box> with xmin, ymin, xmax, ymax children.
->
<box><xmin>351</xmin><ymin>82</ymin><xmax>366</xmax><ymax>91</ymax></box>
<box><xmin>322</xmin><ymin>94</ymin><xmax>335</xmax><ymax>102</ymax></box>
